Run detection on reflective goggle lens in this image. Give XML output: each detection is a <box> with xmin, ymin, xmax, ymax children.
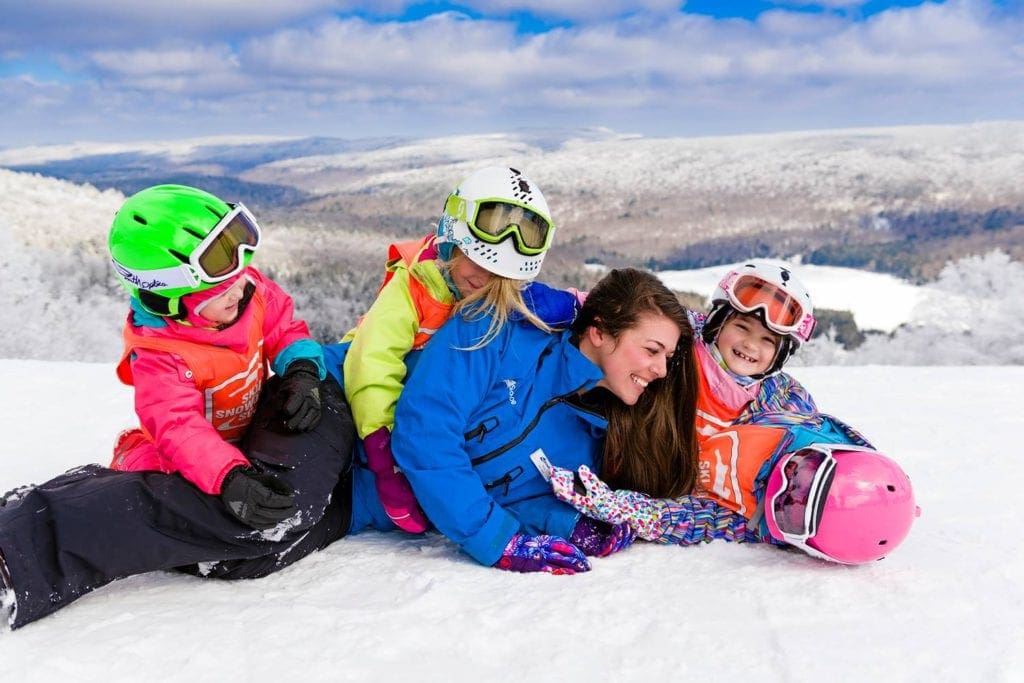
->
<box><xmin>473</xmin><ymin>201</ymin><xmax>551</xmax><ymax>251</ymax></box>
<box><xmin>730</xmin><ymin>275</ymin><xmax>806</xmax><ymax>331</ymax></box>
<box><xmin>194</xmin><ymin>206</ymin><xmax>260</xmax><ymax>281</ymax></box>
<box><xmin>447</xmin><ymin>194</ymin><xmax>553</xmax><ymax>256</ymax></box>
<box><xmin>772</xmin><ymin>450</ymin><xmax>835</xmax><ymax>538</ymax></box>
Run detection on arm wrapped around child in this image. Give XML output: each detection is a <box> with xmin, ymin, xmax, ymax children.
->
<box><xmin>551</xmin><ymin>465</ymin><xmax>753</xmax><ymax>546</ymax></box>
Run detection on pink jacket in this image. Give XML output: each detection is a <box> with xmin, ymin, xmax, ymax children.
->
<box><xmin>112</xmin><ymin>268</ymin><xmax>319</xmax><ymax>495</ymax></box>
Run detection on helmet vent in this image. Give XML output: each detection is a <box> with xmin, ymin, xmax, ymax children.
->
<box><xmin>878</xmin><ymin>540</ymin><xmax>888</xmax><ymax>545</ymax></box>
<box><xmin>132</xmin><ymin>213</ymin><xmax>148</xmax><ymax>226</ymax></box>
<box><xmin>169</xmin><ymin>249</ymin><xmax>190</xmax><ymax>264</ymax></box>
<box><xmin>183</xmin><ymin>227</ymin><xmax>205</xmax><ymax>239</ymax></box>
<box><xmin>887</xmin><ymin>485</ymin><xmax>896</xmax><ymax>492</ymax></box>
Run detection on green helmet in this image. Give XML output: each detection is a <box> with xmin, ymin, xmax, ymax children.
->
<box><xmin>109</xmin><ymin>184</ymin><xmax>261</xmax><ymax>317</ymax></box>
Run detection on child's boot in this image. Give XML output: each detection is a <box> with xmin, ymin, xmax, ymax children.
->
<box><xmin>363</xmin><ymin>427</ymin><xmax>429</xmax><ymax>533</ymax></box>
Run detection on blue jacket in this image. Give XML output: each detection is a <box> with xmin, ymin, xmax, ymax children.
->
<box><xmin>373</xmin><ymin>313</ymin><xmax>607</xmax><ymax>566</ymax></box>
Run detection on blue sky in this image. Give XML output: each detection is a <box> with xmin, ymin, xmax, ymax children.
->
<box><xmin>0</xmin><ymin>0</ymin><xmax>1022</xmax><ymax>147</ymax></box>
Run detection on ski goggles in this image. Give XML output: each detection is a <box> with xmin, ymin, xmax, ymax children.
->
<box><xmin>189</xmin><ymin>203</ymin><xmax>261</xmax><ymax>283</ymax></box>
<box><xmin>720</xmin><ymin>271</ymin><xmax>816</xmax><ymax>341</ymax></box>
<box><xmin>768</xmin><ymin>445</ymin><xmax>837</xmax><ymax>561</ymax></box>
<box><xmin>111</xmin><ymin>203</ymin><xmax>261</xmax><ymax>292</ymax></box>
<box><xmin>445</xmin><ymin>194</ymin><xmax>554</xmax><ymax>256</ymax></box>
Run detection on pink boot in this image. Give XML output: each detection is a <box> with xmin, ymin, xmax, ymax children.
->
<box><xmin>363</xmin><ymin>427</ymin><xmax>429</xmax><ymax>533</ymax></box>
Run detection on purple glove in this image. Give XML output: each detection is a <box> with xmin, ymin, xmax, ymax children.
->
<box><xmin>569</xmin><ymin>516</ymin><xmax>637</xmax><ymax>557</ymax></box>
<box><xmin>494</xmin><ymin>533</ymin><xmax>591</xmax><ymax>574</ymax></box>
<box><xmin>364</xmin><ymin>426</ymin><xmax>429</xmax><ymax>533</ymax></box>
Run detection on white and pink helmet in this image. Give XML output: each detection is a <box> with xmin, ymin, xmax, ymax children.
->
<box><xmin>764</xmin><ymin>444</ymin><xmax>921</xmax><ymax>564</ymax></box>
<box><xmin>703</xmin><ymin>260</ymin><xmax>816</xmax><ymax>377</ymax></box>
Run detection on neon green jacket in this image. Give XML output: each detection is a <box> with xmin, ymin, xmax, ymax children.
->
<box><xmin>343</xmin><ymin>235</ymin><xmax>455</xmax><ymax>438</ymax></box>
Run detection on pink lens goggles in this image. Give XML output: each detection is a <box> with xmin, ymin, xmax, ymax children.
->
<box><xmin>720</xmin><ymin>272</ymin><xmax>816</xmax><ymax>342</ymax></box>
<box><xmin>768</xmin><ymin>446</ymin><xmax>836</xmax><ymax>561</ymax></box>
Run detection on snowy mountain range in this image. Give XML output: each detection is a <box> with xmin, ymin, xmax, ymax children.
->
<box><xmin>1</xmin><ymin>122</ymin><xmax>1022</xmax><ymax>365</ymax></box>
<box><xmin>2</xmin><ymin>121</ymin><xmax>1022</xmax><ymax>282</ymax></box>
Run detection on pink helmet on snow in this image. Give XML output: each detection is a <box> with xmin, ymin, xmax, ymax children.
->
<box><xmin>764</xmin><ymin>444</ymin><xmax>920</xmax><ymax>564</ymax></box>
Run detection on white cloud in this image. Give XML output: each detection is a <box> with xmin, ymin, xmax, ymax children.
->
<box><xmin>1</xmin><ymin>1</ymin><xmax>1022</xmax><ymax>146</ymax></box>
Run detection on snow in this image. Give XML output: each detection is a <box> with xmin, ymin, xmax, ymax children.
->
<box><xmin>0</xmin><ymin>359</ymin><xmax>1019</xmax><ymax>681</ymax></box>
<box><xmin>657</xmin><ymin>263</ymin><xmax>927</xmax><ymax>332</ymax></box>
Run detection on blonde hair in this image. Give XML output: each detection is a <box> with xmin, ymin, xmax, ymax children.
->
<box><xmin>441</xmin><ymin>250</ymin><xmax>554</xmax><ymax>349</ymax></box>
<box><xmin>451</xmin><ymin>276</ymin><xmax>553</xmax><ymax>350</ymax></box>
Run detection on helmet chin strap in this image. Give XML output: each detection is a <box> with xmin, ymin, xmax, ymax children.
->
<box><xmin>138</xmin><ymin>289</ymin><xmax>186</xmax><ymax>320</ymax></box>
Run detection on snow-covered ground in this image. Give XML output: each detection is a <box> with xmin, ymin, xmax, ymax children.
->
<box><xmin>0</xmin><ymin>359</ymin><xmax>1019</xmax><ymax>681</ymax></box>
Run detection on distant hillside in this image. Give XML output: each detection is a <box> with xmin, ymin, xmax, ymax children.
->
<box><xmin>3</xmin><ymin>122</ymin><xmax>1023</xmax><ymax>282</ymax></box>
<box><xmin>2</xmin><ymin>166</ymin><xmax>1022</xmax><ymax>365</ymax></box>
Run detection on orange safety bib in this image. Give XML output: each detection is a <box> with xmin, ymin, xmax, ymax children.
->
<box><xmin>696</xmin><ymin>423</ymin><xmax>787</xmax><ymax>517</ymax></box>
<box><xmin>376</xmin><ymin>235</ymin><xmax>454</xmax><ymax>350</ymax></box>
<box><xmin>116</xmin><ymin>291</ymin><xmax>269</xmax><ymax>443</ymax></box>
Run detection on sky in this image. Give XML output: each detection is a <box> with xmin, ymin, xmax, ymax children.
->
<box><xmin>1</xmin><ymin>360</ymin><xmax>1020</xmax><ymax>680</ymax></box>
<box><xmin>1</xmin><ymin>0</ymin><xmax>1023</xmax><ymax>147</ymax></box>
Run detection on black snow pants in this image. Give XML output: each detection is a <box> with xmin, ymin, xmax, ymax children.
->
<box><xmin>0</xmin><ymin>375</ymin><xmax>355</xmax><ymax>629</ymax></box>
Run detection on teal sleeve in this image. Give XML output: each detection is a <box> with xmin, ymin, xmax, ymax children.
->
<box><xmin>273</xmin><ymin>339</ymin><xmax>326</xmax><ymax>379</ymax></box>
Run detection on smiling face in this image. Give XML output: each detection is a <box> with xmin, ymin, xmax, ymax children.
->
<box><xmin>583</xmin><ymin>311</ymin><xmax>681</xmax><ymax>406</ymax></box>
<box><xmin>449</xmin><ymin>248</ymin><xmax>494</xmax><ymax>298</ymax></box>
<box><xmin>196</xmin><ymin>277</ymin><xmax>248</xmax><ymax>325</ymax></box>
<box><xmin>714</xmin><ymin>312</ymin><xmax>780</xmax><ymax>376</ymax></box>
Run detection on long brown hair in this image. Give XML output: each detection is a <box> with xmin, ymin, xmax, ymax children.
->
<box><xmin>572</xmin><ymin>268</ymin><xmax>699</xmax><ymax>499</ymax></box>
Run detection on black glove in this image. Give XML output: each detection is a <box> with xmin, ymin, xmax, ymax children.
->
<box><xmin>220</xmin><ymin>467</ymin><xmax>297</xmax><ymax>530</ymax></box>
<box><xmin>276</xmin><ymin>360</ymin><xmax>322</xmax><ymax>431</ymax></box>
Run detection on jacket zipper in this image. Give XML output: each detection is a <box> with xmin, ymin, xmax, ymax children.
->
<box><xmin>464</xmin><ymin>416</ymin><xmax>499</xmax><ymax>443</ymax></box>
<box><xmin>469</xmin><ymin>381</ymin><xmax>601</xmax><ymax>467</ymax></box>
<box><xmin>483</xmin><ymin>465</ymin><xmax>525</xmax><ymax>496</ymax></box>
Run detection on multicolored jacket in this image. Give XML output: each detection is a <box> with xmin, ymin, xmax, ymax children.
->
<box><xmin>342</xmin><ymin>234</ymin><xmax>580</xmax><ymax>440</ymax></box>
<box><xmin>348</xmin><ymin>311</ymin><xmax>607</xmax><ymax>566</ymax></box>
<box><xmin>110</xmin><ymin>267</ymin><xmax>324</xmax><ymax>495</ymax></box>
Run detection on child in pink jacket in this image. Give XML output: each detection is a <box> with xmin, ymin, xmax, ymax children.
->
<box><xmin>109</xmin><ymin>184</ymin><xmax>326</xmax><ymax>529</ymax></box>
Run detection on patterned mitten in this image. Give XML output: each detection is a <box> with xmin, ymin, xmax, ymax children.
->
<box><xmin>568</xmin><ymin>516</ymin><xmax>637</xmax><ymax>557</ymax></box>
<box><xmin>550</xmin><ymin>465</ymin><xmax>666</xmax><ymax>540</ymax></box>
<box><xmin>494</xmin><ymin>533</ymin><xmax>591</xmax><ymax>574</ymax></box>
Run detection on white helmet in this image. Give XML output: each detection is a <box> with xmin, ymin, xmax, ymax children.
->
<box><xmin>703</xmin><ymin>260</ymin><xmax>816</xmax><ymax>377</ymax></box>
<box><xmin>436</xmin><ymin>166</ymin><xmax>555</xmax><ymax>280</ymax></box>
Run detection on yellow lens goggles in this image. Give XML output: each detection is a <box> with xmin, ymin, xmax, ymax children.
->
<box><xmin>445</xmin><ymin>194</ymin><xmax>554</xmax><ymax>256</ymax></box>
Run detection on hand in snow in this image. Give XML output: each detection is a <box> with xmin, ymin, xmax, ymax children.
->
<box><xmin>494</xmin><ymin>533</ymin><xmax>591</xmax><ymax>574</ymax></box>
<box><xmin>568</xmin><ymin>516</ymin><xmax>637</xmax><ymax>557</ymax></box>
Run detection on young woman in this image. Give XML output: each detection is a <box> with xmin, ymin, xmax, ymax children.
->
<box><xmin>374</xmin><ymin>266</ymin><xmax>700</xmax><ymax>572</ymax></box>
